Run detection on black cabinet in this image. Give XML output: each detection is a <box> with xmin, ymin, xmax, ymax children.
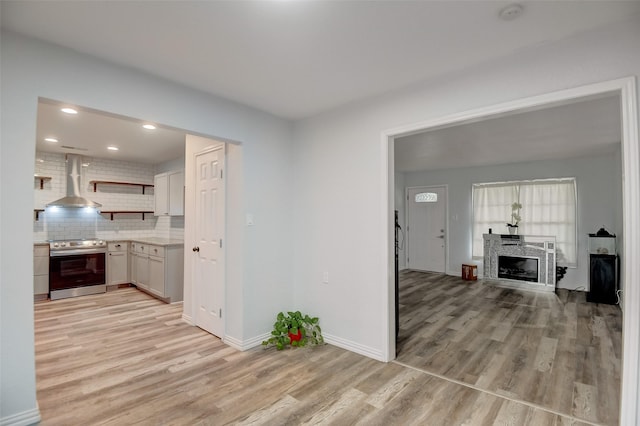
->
<box><xmin>587</xmin><ymin>254</ymin><xmax>618</xmax><ymax>305</ymax></box>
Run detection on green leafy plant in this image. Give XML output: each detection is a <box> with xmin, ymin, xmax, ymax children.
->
<box><xmin>262</xmin><ymin>311</ymin><xmax>324</xmax><ymax>350</ymax></box>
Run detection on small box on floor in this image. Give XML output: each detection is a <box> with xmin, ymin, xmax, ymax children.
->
<box><xmin>462</xmin><ymin>264</ymin><xmax>477</xmax><ymax>281</ymax></box>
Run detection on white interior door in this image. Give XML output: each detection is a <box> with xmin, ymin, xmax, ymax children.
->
<box><xmin>407</xmin><ymin>186</ymin><xmax>446</xmax><ymax>273</ymax></box>
<box><xmin>193</xmin><ymin>146</ymin><xmax>225</xmax><ymax>337</ymax></box>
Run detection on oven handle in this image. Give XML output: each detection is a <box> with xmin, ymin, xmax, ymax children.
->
<box><xmin>50</xmin><ymin>249</ymin><xmax>107</xmax><ymax>257</ymax></box>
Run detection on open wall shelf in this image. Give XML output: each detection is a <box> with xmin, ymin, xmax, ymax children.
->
<box><xmin>90</xmin><ymin>180</ymin><xmax>154</xmax><ymax>194</ymax></box>
<box><xmin>34</xmin><ymin>176</ymin><xmax>52</xmax><ymax>190</ymax></box>
<box><xmin>99</xmin><ymin>211</ymin><xmax>154</xmax><ymax>220</ymax></box>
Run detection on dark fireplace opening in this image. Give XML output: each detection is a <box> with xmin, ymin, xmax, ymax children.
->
<box><xmin>498</xmin><ymin>255</ymin><xmax>539</xmax><ymax>282</ymax></box>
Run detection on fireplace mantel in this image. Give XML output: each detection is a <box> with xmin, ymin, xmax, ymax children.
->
<box><xmin>483</xmin><ymin>234</ymin><xmax>556</xmax><ymax>291</ymax></box>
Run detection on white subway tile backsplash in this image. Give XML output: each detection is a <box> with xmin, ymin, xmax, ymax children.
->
<box><xmin>34</xmin><ymin>152</ymin><xmax>184</xmax><ymax>241</ymax></box>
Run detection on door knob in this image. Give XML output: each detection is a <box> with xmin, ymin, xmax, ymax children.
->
<box><xmin>192</xmin><ymin>247</ymin><xmax>200</xmax><ymax>252</ymax></box>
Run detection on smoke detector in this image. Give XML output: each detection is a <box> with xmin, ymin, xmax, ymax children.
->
<box><xmin>499</xmin><ymin>3</ymin><xmax>524</xmax><ymax>21</ymax></box>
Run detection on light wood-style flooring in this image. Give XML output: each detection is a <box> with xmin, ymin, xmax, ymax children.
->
<box><xmin>396</xmin><ymin>271</ymin><xmax>622</xmax><ymax>426</ymax></box>
<box><xmin>34</xmin><ymin>272</ymin><xmax>621</xmax><ymax>425</ymax></box>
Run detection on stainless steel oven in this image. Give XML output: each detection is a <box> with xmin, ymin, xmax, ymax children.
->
<box><xmin>49</xmin><ymin>239</ymin><xmax>107</xmax><ymax>300</ymax></box>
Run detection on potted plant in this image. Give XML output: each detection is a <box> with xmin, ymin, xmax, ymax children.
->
<box><xmin>262</xmin><ymin>311</ymin><xmax>324</xmax><ymax>350</ymax></box>
<box><xmin>507</xmin><ymin>202</ymin><xmax>522</xmax><ymax>234</ymax></box>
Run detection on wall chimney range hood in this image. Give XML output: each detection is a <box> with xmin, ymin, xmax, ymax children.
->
<box><xmin>46</xmin><ymin>154</ymin><xmax>102</xmax><ymax>209</ymax></box>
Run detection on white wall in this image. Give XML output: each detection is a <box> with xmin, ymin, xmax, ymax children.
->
<box><xmin>155</xmin><ymin>155</ymin><xmax>185</xmax><ymax>174</ymax></box>
<box><xmin>0</xmin><ymin>31</ymin><xmax>293</xmax><ymax>422</ymax></box>
<box><xmin>292</xmin><ymin>18</ymin><xmax>640</xmax><ymax>360</ymax></box>
<box><xmin>403</xmin><ymin>151</ymin><xmax>622</xmax><ymax>290</ymax></box>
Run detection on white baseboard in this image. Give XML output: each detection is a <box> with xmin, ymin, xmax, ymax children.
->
<box><xmin>0</xmin><ymin>407</ymin><xmax>41</xmax><ymax>426</ymax></box>
<box><xmin>223</xmin><ymin>332</ymin><xmax>385</xmax><ymax>362</ymax></box>
<box><xmin>181</xmin><ymin>313</ymin><xmax>194</xmax><ymax>325</ymax></box>
<box><xmin>223</xmin><ymin>332</ymin><xmax>270</xmax><ymax>351</ymax></box>
<box><xmin>323</xmin><ymin>333</ymin><xmax>385</xmax><ymax>362</ymax></box>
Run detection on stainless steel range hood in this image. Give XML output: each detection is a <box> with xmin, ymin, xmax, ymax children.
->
<box><xmin>46</xmin><ymin>154</ymin><xmax>102</xmax><ymax>209</ymax></box>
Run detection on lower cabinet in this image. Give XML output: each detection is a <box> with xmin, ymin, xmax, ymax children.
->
<box><xmin>130</xmin><ymin>241</ymin><xmax>183</xmax><ymax>303</ymax></box>
<box><xmin>34</xmin><ymin>244</ymin><xmax>49</xmax><ymax>300</ymax></box>
<box><xmin>135</xmin><ymin>252</ymin><xmax>150</xmax><ymax>290</ymax></box>
<box><xmin>107</xmin><ymin>242</ymin><xmax>129</xmax><ymax>286</ymax></box>
<box><xmin>129</xmin><ymin>244</ymin><xmax>138</xmax><ymax>285</ymax></box>
<box><xmin>149</xmin><ymin>255</ymin><xmax>165</xmax><ymax>297</ymax></box>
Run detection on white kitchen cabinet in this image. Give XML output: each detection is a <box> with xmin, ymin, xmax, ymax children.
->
<box><xmin>34</xmin><ymin>244</ymin><xmax>49</xmax><ymax>300</ymax></box>
<box><xmin>130</xmin><ymin>241</ymin><xmax>183</xmax><ymax>303</ymax></box>
<box><xmin>107</xmin><ymin>242</ymin><xmax>129</xmax><ymax>286</ymax></box>
<box><xmin>148</xmin><ymin>255</ymin><xmax>165</xmax><ymax>297</ymax></box>
<box><xmin>134</xmin><ymin>243</ymin><xmax>150</xmax><ymax>291</ymax></box>
<box><xmin>129</xmin><ymin>243</ymin><xmax>138</xmax><ymax>285</ymax></box>
<box><xmin>154</xmin><ymin>170</ymin><xmax>184</xmax><ymax>216</ymax></box>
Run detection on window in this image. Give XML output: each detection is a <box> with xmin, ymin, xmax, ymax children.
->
<box><xmin>472</xmin><ymin>178</ymin><xmax>577</xmax><ymax>266</ymax></box>
<box><xmin>415</xmin><ymin>192</ymin><xmax>438</xmax><ymax>203</ymax></box>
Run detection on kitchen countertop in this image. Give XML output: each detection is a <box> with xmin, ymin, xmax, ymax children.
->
<box><xmin>126</xmin><ymin>237</ymin><xmax>184</xmax><ymax>247</ymax></box>
<box><xmin>34</xmin><ymin>238</ymin><xmax>184</xmax><ymax>247</ymax></box>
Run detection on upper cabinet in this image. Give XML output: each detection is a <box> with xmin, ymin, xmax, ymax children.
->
<box><xmin>154</xmin><ymin>170</ymin><xmax>184</xmax><ymax>216</ymax></box>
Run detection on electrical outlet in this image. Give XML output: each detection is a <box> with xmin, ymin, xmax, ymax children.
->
<box><xmin>322</xmin><ymin>271</ymin><xmax>329</xmax><ymax>283</ymax></box>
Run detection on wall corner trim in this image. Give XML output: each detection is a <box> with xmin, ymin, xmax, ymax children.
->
<box><xmin>323</xmin><ymin>333</ymin><xmax>385</xmax><ymax>362</ymax></box>
<box><xmin>181</xmin><ymin>313</ymin><xmax>194</xmax><ymax>325</ymax></box>
<box><xmin>0</xmin><ymin>407</ymin><xmax>41</xmax><ymax>426</ymax></box>
<box><xmin>223</xmin><ymin>333</ymin><xmax>270</xmax><ymax>351</ymax></box>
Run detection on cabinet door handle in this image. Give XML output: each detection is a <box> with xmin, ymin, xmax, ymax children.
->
<box><xmin>192</xmin><ymin>247</ymin><xmax>200</xmax><ymax>252</ymax></box>
<box><xmin>115</xmin><ymin>244</ymin><xmax>121</xmax><ymax>247</ymax></box>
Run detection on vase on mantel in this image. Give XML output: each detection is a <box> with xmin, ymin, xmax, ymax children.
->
<box><xmin>508</xmin><ymin>226</ymin><xmax>518</xmax><ymax>235</ymax></box>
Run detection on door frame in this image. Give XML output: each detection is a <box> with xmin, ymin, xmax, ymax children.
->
<box><xmin>405</xmin><ymin>185</ymin><xmax>448</xmax><ymax>273</ymax></box>
<box><xmin>382</xmin><ymin>76</ymin><xmax>639</xmax><ymax>424</ymax></box>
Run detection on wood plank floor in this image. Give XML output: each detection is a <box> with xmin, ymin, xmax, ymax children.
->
<box><xmin>34</xmin><ymin>276</ymin><xmax>619</xmax><ymax>425</ymax></box>
<box><xmin>396</xmin><ymin>271</ymin><xmax>622</xmax><ymax>426</ymax></box>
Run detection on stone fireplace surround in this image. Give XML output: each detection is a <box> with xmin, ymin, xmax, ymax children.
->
<box><xmin>483</xmin><ymin>233</ymin><xmax>556</xmax><ymax>291</ymax></box>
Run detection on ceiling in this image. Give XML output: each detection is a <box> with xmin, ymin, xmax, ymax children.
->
<box><xmin>36</xmin><ymin>100</ymin><xmax>186</xmax><ymax>165</ymax></box>
<box><xmin>2</xmin><ymin>1</ymin><xmax>635</xmax><ymax>168</ymax></box>
<box><xmin>2</xmin><ymin>1</ymin><xmax>639</xmax><ymax>120</ymax></box>
<box><xmin>395</xmin><ymin>94</ymin><xmax>622</xmax><ymax>172</ymax></box>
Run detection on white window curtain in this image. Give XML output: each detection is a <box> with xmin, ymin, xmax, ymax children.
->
<box><xmin>472</xmin><ymin>178</ymin><xmax>577</xmax><ymax>266</ymax></box>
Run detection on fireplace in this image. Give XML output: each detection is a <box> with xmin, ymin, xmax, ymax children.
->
<box><xmin>498</xmin><ymin>255</ymin><xmax>539</xmax><ymax>282</ymax></box>
<box><xmin>483</xmin><ymin>234</ymin><xmax>556</xmax><ymax>291</ymax></box>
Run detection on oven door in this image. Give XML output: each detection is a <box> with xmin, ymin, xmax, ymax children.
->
<box><xmin>49</xmin><ymin>252</ymin><xmax>106</xmax><ymax>300</ymax></box>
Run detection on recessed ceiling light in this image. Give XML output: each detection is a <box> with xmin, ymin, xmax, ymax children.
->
<box><xmin>45</xmin><ymin>137</ymin><xmax>58</xmax><ymax>143</ymax></box>
<box><xmin>107</xmin><ymin>146</ymin><xmax>119</xmax><ymax>151</ymax></box>
<box><xmin>142</xmin><ymin>124</ymin><xmax>156</xmax><ymax>130</ymax></box>
<box><xmin>61</xmin><ymin>107</ymin><xmax>78</xmax><ymax>114</ymax></box>
<box><xmin>499</xmin><ymin>3</ymin><xmax>524</xmax><ymax>21</ymax></box>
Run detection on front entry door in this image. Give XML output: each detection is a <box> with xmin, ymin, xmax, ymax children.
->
<box><xmin>407</xmin><ymin>186</ymin><xmax>446</xmax><ymax>273</ymax></box>
<box><xmin>194</xmin><ymin>146</ymin><xmax>225</xmax><ymax>337</ymax></box>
